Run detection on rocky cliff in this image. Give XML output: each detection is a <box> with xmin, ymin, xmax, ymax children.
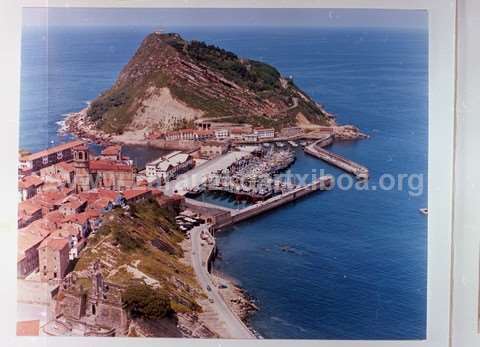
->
<box><xmin>84</xmin><ymin>32</ymin><xmax>334</xmax><ymax>135</ymax></box>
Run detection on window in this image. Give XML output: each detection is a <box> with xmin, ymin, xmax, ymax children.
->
<box><xmin>53</xmin><ymin>272</ymin><xmax>57</xmax><ymax>278</ymax></box>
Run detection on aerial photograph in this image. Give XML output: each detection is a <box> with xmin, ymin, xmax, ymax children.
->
<box><xmin>16</xmin><ymin>8</ymin><xmax>428</xmax><ymax>339</ymax></box>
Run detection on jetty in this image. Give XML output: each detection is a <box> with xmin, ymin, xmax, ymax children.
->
<box><xmin>304</xmin><ymin>136</ymin><xmax>369</xmax><ymax>180</ymax></box>
<box><xmin>186</xmin><ymin>176</ymin><xmax>332</xmax><ymax>231</ymax></box>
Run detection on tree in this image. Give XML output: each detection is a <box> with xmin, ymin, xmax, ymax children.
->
<box><xmin>122</xmin><ymin>284</ymin><xmax>172</xmax><ymax>320</ymax></box>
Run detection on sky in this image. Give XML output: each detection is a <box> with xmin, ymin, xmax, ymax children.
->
<box><xmin>23</xmin><ymin>8</ymin><xmax>428</xmax><ymax>29</ymax></box>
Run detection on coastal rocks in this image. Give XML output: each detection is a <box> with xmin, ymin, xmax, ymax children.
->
<box><xmin>334</xmin><ymin>125</ymin><xmax>369</xmax><ymax>140</ymax></box>
<box><xmin>229</xmin><ymin>286</ymin><xmax>259</xmax><ymax>322</ymax></box>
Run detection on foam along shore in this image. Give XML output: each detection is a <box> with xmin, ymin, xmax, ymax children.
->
<box><xmin>62</xmin><ymin>108</ymin><xmax>150</xmax><ymax>145</ymax></box>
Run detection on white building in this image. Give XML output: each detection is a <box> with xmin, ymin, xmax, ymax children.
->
<box><xmin>254</xmin><ymin>128</ymin><xmax>275</xmax><ymax>139</ymax></box>
<box><xmin>214</xmin><ymin>128</ymin><xmax>230</xmax><ymax>141</ymax></box>
<box><xmin>243</xmin><ymin>134</ymin><xmax>259</xmax><ymax>142</ymax></box>
<box><xmin>146</xmin><ymin>151</ymin><xmax>194</xmax><ymax>184</ymax></box>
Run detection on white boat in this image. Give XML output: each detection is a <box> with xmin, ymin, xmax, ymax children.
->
<box><xmin>288</xmin><ymin>141</ymin><xmax>298</xmax><ymax>147</ymax></box>
<box><xmin>419</xmin><ymin>208</ymin><xmax>428</xmax><ymax>215</ymax></box>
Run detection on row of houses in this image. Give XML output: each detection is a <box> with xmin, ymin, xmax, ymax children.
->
<box><xmin>147</xmin><ymin>125</ymin><xmax>278</xmax><ymax>143</ymax></box>
<box><xmin>17</xmin><ymin>187</ymin><xmax>158</xmax><ymax>282</ymax></box>
<box><xmin>19</xmin><ymin>140</ymin><xmax>84</xmax><ymax>174</ymax></box>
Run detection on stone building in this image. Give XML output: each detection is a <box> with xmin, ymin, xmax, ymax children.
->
<box><xmin>38</xmin><ymin>237</ymin><xmax>71</xmax><ymax>282</ymax></box>
<box><xmin>72</xmin><ymin>145</ymin><xmax>91</xmax><ymax>193</ymax></box>
<box><xmin>73</xmin><ymin>146</ymin><xmax>135</xmax><ymax>192</ymax></box>
<box><xmin>17</xmin><ymin>230</ymin><xmax>44</xmax><ymax>278</ymax></box>
<box><xmin>18</xmin><ymin>199</ymin><xmax>43</xmax><ymax>228</ymax></box>
<box><xmin>18</xmin><ymin>175</ymin><xmax>44</xmax><ymax>201</ymax></box>
<box><xmin>40</xmin><ymin>161</ymin><xmax>75</xmax><ymax>185</ymax></box>
<box><xmin>51</xmin><ymin>261</ymin><xmax>129</xmax><ymax>336</ymax></box>
<box><xmin>100</xmin><ymin>145</ymin><xmax>122</xmax><ymax>161</ymax></box>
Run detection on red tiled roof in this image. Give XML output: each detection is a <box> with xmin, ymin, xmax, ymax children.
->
<box><xmin>43</xmin><ymin>211</ymin><xmax>65</xmax><ymax>226</ymax></box>
<box><xmin>22</xmin><ymin>220</ymin><xmax>54</xmax><ymax>238</ymax></box>
<box><xmin>18</xmin><ymin>200</ymin><xmax>42</xmax><ymax>217</ymax></box>
<box><xmin>20</xmin><ymin>140</ymin><xmax>84</xmax><ymax>162</ymax></box>
<box><xmin>33</xmin><ymin>190</ymin><xmax>72</xmax><ymax>207</ymax></box>
<box><xmin>91</xmin><ymin>197</ymin><xmax>112</xmax><ymax>209</ymax></box>
<box><xmin>97</xmin><ymin>189</ymin><xmax>119</xmax><ymax>200</ymax></box>
<box><xmin>55</xmin><ymin>161</ymin><xmax>75</xmax><ymax>172</ymax></box>
<box><xmin>61</xmin><ymin>197</ymin><xmax>87</xmax><ymax>210</ymax></box>
<box><xmin>39</xmin><ymin>236</ymin><xmax>69</xmax><ymax>250</ymax></box>
<box><xmin>84</xmin><ymin>208</ymin><xmax>101</xmax><ymax>219</ymax></box>
<box><xmin>89</xmin><ymin>159</ymin><xmax>133</xmax><ymax>172</ymax></box>
<box><xmin>78</xmin><ymin>191</ymin><xmax>100</xmax><ymax>204</ymax></box>
<box><xmin>124</xmin><ymin>189</ymin><xmax>151</xmax><ymax>200</ymax></box>
<box><xmin>230</xmin><ymin>127</ymin><xmax>251</xmax><ymax>134</ymax></box>
<box><xmin>63</xmin><ymin>212</ymin><xmax>91</xmax><ymax>225</ymax></box>
<box><xmin>16</xmin><ymin>320</ymin><xmax>40</xmax><ymax>336</ymax></box>
<box><xmin>40</xmin><ymin>237</ymin><xmax>69</xmax><ymax>251</ymax></box>
<box><xmin>17</xmin><ymin>231</ymin><xmax>44</xmax><ymax>261</ymax></box>
<box><xmin>18</xmin><ymin>175</ymin><xmax>44</xmax><ymax>189</ymax></box>
<box><xmin>101</xmin><ymin>145</ymin><xmax>122</xmax><ymax>156</ymax></box>
<box><xmin>51</xmin><ymin>225</ymin><xmax>80</xmax><ymax>239</ymax></box>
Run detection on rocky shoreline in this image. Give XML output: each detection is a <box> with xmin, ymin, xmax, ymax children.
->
<box><xmin>178</xmin><ymin>236</ymin><xmax>258</xmax><ymax>338</ymax></box>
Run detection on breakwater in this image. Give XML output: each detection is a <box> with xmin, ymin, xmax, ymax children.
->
<box><xmin>188</xmin><ymin>176</ymin><xmax>332</xmax><ymax>231</ymax></box>
<box><xmin>304</xmin><ymin>137</ymin><xmax>369</xmax><ymax>179</ymax></box>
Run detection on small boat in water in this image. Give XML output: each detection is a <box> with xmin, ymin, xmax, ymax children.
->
<box><xmin>419</xmin><ymin>208</ymin><xmax>428</xmax><ymax>215</ymax></box>
<box><xmin>263</xmin><ymin>143</ymin><xmax>271</xmax><ymax>148</ymax></box>
<box><xmin>288</xmin><ymin>141</ymin><xmax>299</xmax><ymax>147</ymax></box>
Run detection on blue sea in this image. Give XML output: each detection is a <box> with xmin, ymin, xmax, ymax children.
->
<box><xmin>20</xmin><ymin>25</ymin><xmax>428</xmax><ymax>339</ymax></box>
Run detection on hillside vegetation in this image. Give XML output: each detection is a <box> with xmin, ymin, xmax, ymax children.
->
<box><xmin>73</xmin><ymin>199</ymin><xmax>202</xmax><ymax>315</ymax></box>
<box><xmin>85</xmin><ymin>32</ymin><xmax>332</xmax><ymax>134</ymax></box>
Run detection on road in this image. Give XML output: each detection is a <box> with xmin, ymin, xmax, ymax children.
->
<box><xmin>190</xmin><ymin>226</ymin><xmax>255</xmax><ymax>339</ymax></box>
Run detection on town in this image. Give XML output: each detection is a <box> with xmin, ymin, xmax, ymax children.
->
<box><xmin>16</xmin><ymin>120</ymin><xmax>368</xmax><ymax>337</ymax></box>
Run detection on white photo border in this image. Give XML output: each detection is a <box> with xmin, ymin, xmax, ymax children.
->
<box><xmin>0</xmin><ymin>1</ymin><xmax>457</xmax><ymax>347</ymax></box>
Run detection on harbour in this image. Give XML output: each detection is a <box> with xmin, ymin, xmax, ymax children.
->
<box><xmin>19</xmin><ymin>25</ymin><xmax>428</xmax><ymax>339</ymax></box>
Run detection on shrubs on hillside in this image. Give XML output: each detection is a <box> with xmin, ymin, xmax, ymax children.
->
<box><xmin>122</xmin><ymin>283</ymin><xmax>172</xmax><ymax>320</ymax></box>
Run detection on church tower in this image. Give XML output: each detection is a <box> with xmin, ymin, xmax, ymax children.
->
<box><xmin>73</xmin><ymin>144</ymin><xmax>91</xmax><ymax>192</ymax></box>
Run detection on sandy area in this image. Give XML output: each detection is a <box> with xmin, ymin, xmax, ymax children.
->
<box><xmin>131</xmin><ymin>87</ymin><xmax>204</xmax><ymax>131</ymax></box>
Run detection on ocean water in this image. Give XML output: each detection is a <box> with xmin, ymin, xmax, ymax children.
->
<box><xmin>20</xmin><ymin>26</ymin><xmax>428</xmax><ymax>339</ymax></box>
